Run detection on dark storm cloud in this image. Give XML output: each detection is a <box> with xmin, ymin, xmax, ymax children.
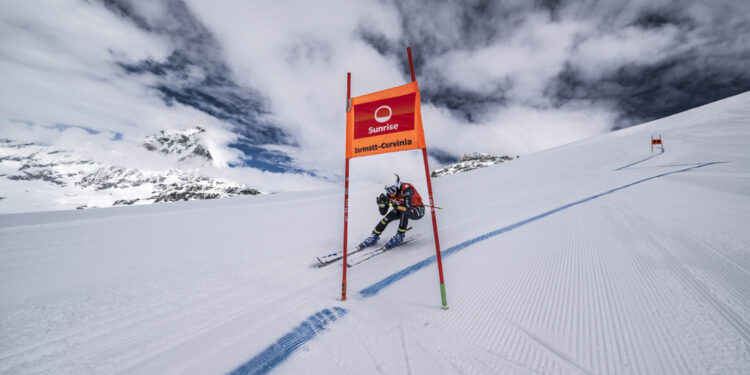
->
<box><xmin>357</xmin><ymin>26</ymin><xmax>398</xmax><ymax>57</ymax></box>
<box><xmin>546</xmin><ymin>0</ymin><xmax>750</xmax><ymax>128</ymax></box>
<box><xmin>386</xmin><ymin>1</ymin><xmax>577</xmax><ymax>116</ymax></box>
<box><xmin>375</xmin><ymin>1</ymin><xmax>530</xmax><ymax>123</ymax></box>
<box><xmin>101</xmin><ymin>0</ymin><xmax>298</xmax><ymax>172</ymax></box>
<box><xmin>360</xmin><ymin>0</ymin><xmax>750</xmax><ymax>130</ymax></box>
<box><xmin>578</xmin><ymin>1</ymin><xmax>750</xmax><ymax>127</ymax></box>
<box><xmin>630</xmin><ymin>9</ymin><xmax>694</xmax><ymax>29</ymax></box>
<box><xmin>550</xmin><ymin>54</ymin><xmax>750</xmax><ymax>129</ymax></box>
<box><xmin>356</xmin><ymin>1</ymin><xmax>524</xmax><ymax>111</ymax></box>
<box><xmin>423</xmin><ymin>85</ymin><xmax>509</xmax><ymax>123</ymax></box>
<box><xmin>426</xmin><ymin>148</ymin><xmax>459</xmax><ymax>165</ymax></box>
<box><xmin>282</xmin><ymin>38</ymin><xmax>334</xmax><ymax>66</ymax></box>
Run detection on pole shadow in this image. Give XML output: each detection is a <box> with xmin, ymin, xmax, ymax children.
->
<box><xmin>613</xmin><ymin>148</ymin><xmax>666</xmax><ymax>171</ymax></box>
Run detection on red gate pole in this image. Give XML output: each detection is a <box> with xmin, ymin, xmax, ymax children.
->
<box><xmin>408</xmin><ymin>47</ymin><xmax>448</xmax><ymax>309</ymax></box>
<box><xmin>659</xmin><ymin>134</ymin><xmax>663</xmax><ymax>152</ymax></box>
<box><xmin>342</xmin><ymin>72</ymin><xmax>351</xmax><ymax>301</ymax></box>
<box><xmin>422</xmin><ymin>148</ymin><xmax>448</xmax><ymax>309</ymax></box>
<box><xmin>407</xmin><ymin>47</ymin><xmax>416</xmax><ymax>82</ymax></box>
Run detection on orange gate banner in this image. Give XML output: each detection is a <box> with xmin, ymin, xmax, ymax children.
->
<box><xmin>346</xmin><ymin>81</ymin><xmax>426</xmax><ymax>159</ymax></box>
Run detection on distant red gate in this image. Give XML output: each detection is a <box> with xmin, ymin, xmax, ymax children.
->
<box><xmin>651</xmin><ymin>135</ymin><xmax>664</xmax><ymax>153</ymax></box>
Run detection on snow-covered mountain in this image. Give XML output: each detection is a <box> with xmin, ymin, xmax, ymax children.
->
<box><xmin>431</xmin><ymin>152</ymin><xmax>514</xmax><ymax>177</ymax></box>
<box><xmin>0</xmin><ymin>128</ymin><xmax>260</xmax><ymax>213</ymax></box>
<box><xmin>1</xmin><ymin>92</ymin><xmax>749</xmax><ymax>374</ymax></box>
<box><xmin>142</xmin><ymin>127</ymin><xmax>213</xmax><ymax>163</ymax></box>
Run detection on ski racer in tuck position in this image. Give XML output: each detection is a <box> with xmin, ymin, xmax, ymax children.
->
<box><xmin>359</xmin><ymin>174</ymin><xmax>425</xmax><ymax>250</ymax></box>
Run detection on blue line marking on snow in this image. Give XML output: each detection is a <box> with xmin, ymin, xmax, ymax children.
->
<box><xmin>614</xmin><ymin>148</ymin><xmax>665</xmax><ymax>170</ymax></box>
<box><xmin>359</xmin><ymin>161</ymin><xmax>725</xmax><ymax>298</ymax></box>
<box><xmin>228</xmin><ymin>307</ymin><xmax>348</xmax><ymax>375</ymax></box>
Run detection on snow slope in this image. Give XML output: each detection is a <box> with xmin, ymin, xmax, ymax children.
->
<box><xmin>1</xmin><ymin>92</ymin><xmax>749</xmax><ymax>374</ymax></box>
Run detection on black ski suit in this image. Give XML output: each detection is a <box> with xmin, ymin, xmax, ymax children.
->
<box><xmin>372</xmin><ymin>183</ymin><xmax>425</xmax><ymax>236</ymax></box>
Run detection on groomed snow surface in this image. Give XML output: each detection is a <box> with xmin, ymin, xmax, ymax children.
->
<box><xmin>2</xmin><ymin>92</ymin><xmax>750</xmax><ymax>374</ymax></box>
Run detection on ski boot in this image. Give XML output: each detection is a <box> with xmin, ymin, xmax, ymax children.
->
<box><xmin>358</xmin><ymin>233</ymin><xmax>379</xmax><ymax>249</ymax></box>
<box><xmin>385</xmin><ymin>232</ymin><xmax>405</xmax><ymax>249</ymax></box>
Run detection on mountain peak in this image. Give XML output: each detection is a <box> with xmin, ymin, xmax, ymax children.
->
<box><xmin>432</xmin><ymin>153</ymin><xmax>514</xmax><ymax>177</ymax></box>
<box><xmin>143</xmin><ymin>126</ymin><xmax>212</xmax><ymax>162</ymax></box>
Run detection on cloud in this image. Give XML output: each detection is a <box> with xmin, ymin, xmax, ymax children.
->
<box><xmin>545</xmin><ymin>0</ymin><xmax>750</xmax><ymax>128</ymax></box>
<box><xmin>2</xmin><ymin>0</ymin><xmax>749</xmax><ymax>193</ymax></box>
<box><xmin>571</xmin><ymin>25</ymin><xmax>685</xmax><ymax>77</ymax></box>
<box><xmin>102</xmin><ymin>0</ymin><xmax>298</xmax><ymax>171</ymax></box>
<box><xmin>365</xmin><ymin>0</ymin><xmax>750</xmax><ymax>143</ymax></box>
<box><xmin>421</xmin><ymin>100</ymin><xmax>615</xmax><ymax>158</ymax></box>
<box><xmin>182</xmin><ymin>0</ymin><xmax>408</xmax><ymax>178</ymax></box>
<box><xmin>421</xmin><ymin>14</ymin><xmax>587</xmax><ymax>109</ymax></box>
<box><xmin>0</xmin><ymin>1</ymin><xmax>171</xmax><ymax>134</ymax></box>
<box><xmin>0</xmin><ymin>0</ymin><xmax>315</xmax><ymax>183</ymax></box>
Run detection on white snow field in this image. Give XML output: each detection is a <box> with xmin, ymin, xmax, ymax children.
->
<box><xmin>2</xmin><ymin>92</ymin><xmax>750</xmax><ymax>375</ymax></box>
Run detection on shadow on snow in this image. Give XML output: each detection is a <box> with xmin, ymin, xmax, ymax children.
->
<box><xmin>613</xmin><ymin>148</ymin><xmax>665</xmax><ymax>171</ymax></box>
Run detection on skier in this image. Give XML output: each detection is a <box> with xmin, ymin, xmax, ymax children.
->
<box><xmin>359</xmin><ymin>174</ymin><xmax>425</xmax><ymax>249</ymax></box>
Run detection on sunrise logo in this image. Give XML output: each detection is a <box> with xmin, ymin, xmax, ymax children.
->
<box><xmin>374</xmin><ymin>105</ymin><xmax>392</xmax><ymax>123</ymax></box>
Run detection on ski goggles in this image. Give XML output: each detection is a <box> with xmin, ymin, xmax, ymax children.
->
<box><xmin>385</xmin><ymin>184</ymin><xmax>398</xmax><ymax>195</ymax></box>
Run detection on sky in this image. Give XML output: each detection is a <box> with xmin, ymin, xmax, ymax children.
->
<box><xmin>1</xmin><ymin>0</ymin><xmax>749</xmax><ymax>191</ymax></box>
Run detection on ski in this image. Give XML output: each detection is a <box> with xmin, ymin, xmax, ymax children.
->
<box><xmin>316</xmin><ymin>229</ymin><xmax>419</xmax><ymax>267</ymax></box>
<box><xmin>346</xmin><ymin>235</ymin><xmax>421</xmax><ymax>267</ymax></box>
<box><xmin>315</xmin><ymin>246</ymin><xmax>367</xmax><ymax>267</ymax></box>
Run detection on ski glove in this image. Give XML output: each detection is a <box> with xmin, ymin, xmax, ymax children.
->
<box><xmin>377</xmin><ymin>194</ymin><xmax>388</xmax><ymax>207</ymax></box>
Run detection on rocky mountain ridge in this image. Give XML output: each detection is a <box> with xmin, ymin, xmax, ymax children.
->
<box><xmin>431</xmin><ymin>152</ymin><xmax>514</xmax><ymax>177</ymax></box>
<box><xmin>0</xmin><ymin>128</ymin><xmax>260</xmax><ymax>213</ymax></box>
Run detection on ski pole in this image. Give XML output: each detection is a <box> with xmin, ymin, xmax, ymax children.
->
<box><xmin>390</xmin><ymin>202</ymin><xmax>444</xmax><ymax>210</ymax></box>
